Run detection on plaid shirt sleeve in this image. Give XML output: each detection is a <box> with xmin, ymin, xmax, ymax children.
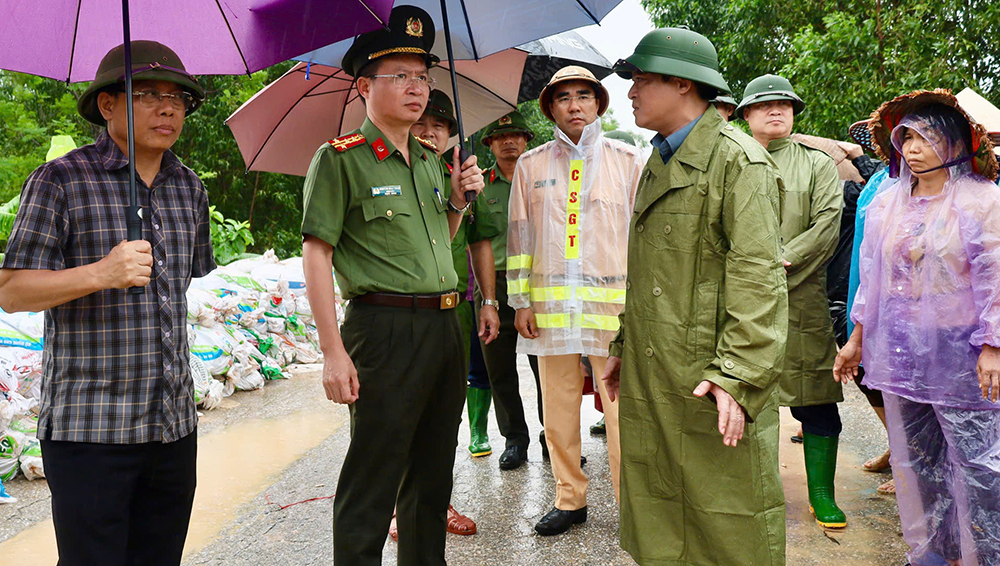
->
<box><xmin>2</xmin><ymin>166</ymin><xmax>68</xmax><ymax>271</ymax></box>
<box><xmin>191</xmin><ymin>183</ymin><xmax>216</xmax><ymax>278</ymax></box>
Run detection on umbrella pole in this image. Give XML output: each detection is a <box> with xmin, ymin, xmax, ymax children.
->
<box><xmin>121</xmin><ymin>0</ymin><xmax>143</xmax><ymax>294</ymax></box>
<box><xmin>438</xmin><ymin>0</ymin><xmax>475</xmax><ymax>202</ymax></box>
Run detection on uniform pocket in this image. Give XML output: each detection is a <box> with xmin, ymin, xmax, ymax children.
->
<box><xmin>643</xmin><ymin>211</ymin><xmax>702</xmax><ymax>252</ymax></box>
<box><xmin>361</xmin><ymin>198</ymin><xmax>417</xmax><ymax>256</ymax></box>
<box><xmin>693</xmin><ymin>281</ymin><xmax>719</xmax><ymax>359</ymax></box>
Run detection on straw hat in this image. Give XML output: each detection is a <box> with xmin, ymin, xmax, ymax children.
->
<box><xmin>868</xmin><ymin>88</ymin><xmax>997</xmax><ymax>181</ymax></box>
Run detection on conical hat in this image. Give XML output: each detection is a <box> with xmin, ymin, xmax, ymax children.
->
<box><xmin>868</xmin><ymin>88</ymin><xmax>997</xmax><ymax>181</ymax></box>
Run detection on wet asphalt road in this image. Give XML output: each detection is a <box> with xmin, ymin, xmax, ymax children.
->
<box><xmin>0</xmin><ymin>358</ymin><xmax>910</xmax><ymax>565</ymax></box>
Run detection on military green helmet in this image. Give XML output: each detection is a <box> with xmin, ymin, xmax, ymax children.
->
<box><xmin>613</xmin><ymin>27</ymin><xmax>731</xmax><ymax>94</ymax></box>
<box><xmin>424</xmin><ymin>89</ymin><xmax>458</xmax><ymax>136</ymax></box>
<box><xmin>604</xmin><ymin>130</ymin><xmax>637</xmax><ymax>146</ymax></box>
<box><xmin>734</xmin><ymin>74</ymin><xmax>804</xmax><ymax>120</ymax></box>
<box><xmin>480</xmin><ymin>111</ymin><xmax>534</xmax><ymax>144</ymax></box>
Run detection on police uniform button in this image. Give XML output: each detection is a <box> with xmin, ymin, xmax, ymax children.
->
<box><xmin>626</xmin><ymin>280</ymin><xmax>631</xmax><ymax>290</ymax></box>
<box><xmin>386</xmin><ymin>209</ymin><xmax>393</xmax><ymax>217</ymax></box>
<box><xmin>645</xmin><ymin>347</ymin><xmax>654</xmax><ymax>357</ymax></box>
<box><xmin>723</xmin><ymin>360</ymin><xmax>735</xmax><ymax>370</ymax></box>
<box><xmin>421</xmin><ymin>201</ymin><xmax>425</xmax><ymax>207</ymax></box>
<box><xmin>441</xmin><ymin>276</ymin><xmax>446</xmax><ymax>282</ymax></box>
<box><xmin>653</xmin><ymin>286</ymin><xmax>662</xmax><ymax>296</ymax></box>
<box><xmin>663</xmin><ymin>224</ymin><xmax>672</xmax><ymax>235</ymax></box>
<box><xmin>432</xmin><ymin>239</ymin><xmax>437</xmax><ymax>245</ymax></box>
<box><xmin>637</xmin><ymin>224</ymin><xmax>645</xmax><ymax>233</ymax></box>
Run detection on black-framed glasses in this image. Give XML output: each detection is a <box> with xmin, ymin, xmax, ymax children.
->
<box><xmin>131</xmin><ymin>89</ymin><xmax>197</xmax><ymax>112</ymax></box>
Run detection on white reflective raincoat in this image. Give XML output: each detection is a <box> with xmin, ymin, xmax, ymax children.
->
<box><xmin>506</xmin><ymin>119</ymin><xmax>643</xmax><ymax>357</ymax></box>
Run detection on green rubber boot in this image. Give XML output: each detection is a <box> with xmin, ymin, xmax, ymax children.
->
<box><xmin>803</xmin><ymin>432</ymin><xmax>847</xmax><ymax>529</ymax></box>
<box><xmin>467</xmin><ymin>387</ymin><xmax>492</xmax><ymax>457</ymax></box>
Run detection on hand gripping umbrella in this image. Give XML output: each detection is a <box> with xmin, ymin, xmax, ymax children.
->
<box><xmin>295</xmin><ymin>0</ymin><xmax>625</xmax><ymax>200</ymax></box>
<box><xmin>0</xmin><ymin>0</ymin><xmax>393</xmax><ymax>276</ymax></box>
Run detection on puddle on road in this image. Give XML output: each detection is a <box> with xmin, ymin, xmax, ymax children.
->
<box><xmin>0</xmin><ymin>407</ymin><xmax>344</xmax><ymax>565</ymax></box>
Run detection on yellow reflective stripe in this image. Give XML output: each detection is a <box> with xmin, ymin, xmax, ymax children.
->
<box><xmin>581</xmin><ymin>313</ymin><xmax>621</xmax><ymax>331</ymax></box>
<box><xmin>529</xmin><ymin>286</ymin><xmax>626</xmax><ymax>304</ymax></box>
<box><xmin>535</xmin><ymin>313</ymin><xmax>571</xmax><ymax>328</ymax></box>
<box><xmin>575</xmin><ymin>287</ymin><xmax>626</xmax><ymax>304</ymax></box>
<box><xmin>507</xmin><ymin>254</ymin><xmax>533</xmax><ymax>270</ymax></box>
<box><xmin>565</xmin><ymin>159</ymin><xmax>583</xmax><ymax>259</ymax></box>
<box><xmin>507</xmin><ymin>278</ymin><xmax>530</xmax><ymax>295</ymax></box>
<box><xmin>530</xmin><ymin>286</ymin><xmax>569</xmax><ymax>302</ymax></box>
<box><xmin>534</xmin><ymin>312</ymin><xmax>620</xmax><ymax>331</ymax></box>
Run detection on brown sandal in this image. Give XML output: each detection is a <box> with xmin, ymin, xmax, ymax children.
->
<box><xmin>447</xmin><ymin>505</ymin><xmax>477</xmax><ymax>535</ymax></box>
<box><xmin>389</xmin><ymin>511</ymin><xmax>398</xmax><ymax>542</ymax></box>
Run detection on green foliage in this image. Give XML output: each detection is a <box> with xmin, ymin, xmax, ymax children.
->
<box><xmin>641</xmin><ymin>0</ymin><xmax>1000</xmax><ymax>140</ymax></box>
<box><xmin>0</xmin><ymin>195</ymin><xmax>20</xmax><ymax>249</ymax></box>
<box><xmin>209</xmin><ymin>205</ymin><xmax>255</xmax><ymax>266</ymax></box>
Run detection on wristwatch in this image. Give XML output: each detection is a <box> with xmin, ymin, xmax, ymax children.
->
<box><xmin>481</xmin><ymin>299</ymin><xmax>500</xmax><ymax>309</ymax></box>
<box><xmin>447</xmin><ymin>198</ymin><xmax>471</xmax><ymax>214</ymax></box>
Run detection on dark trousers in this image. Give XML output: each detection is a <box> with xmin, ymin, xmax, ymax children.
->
<box><xmin>467</xmin><ymin>303</ymin><xmax>491</xmax><ymax>390</ymax></box>
<box><xmin>529</xmin><ymin>354</ymin><xmax>543</xmax><ymax>425</ymax></box>
<box><xmin>831</xmin><ymin>301</ymin><xmax>884</xmax><ymax>408</ymax></box>
<box><xmin>476</xmin><ymin>277</ymin><xmax>530</xmax><ymax>448</ymax></box>
<box><xmin>334</xmin><ymin>302</ymin><xmax>466</xmax><ymax>566</ymax></box>
<box><xmin>790</xmin><ymin>403</ymin><xmax>843</xmax><ymax>437</ymax></box>
<box><xmin>40</xmin><ymin>430</ymin><xmax>197</xmax><ymax>566</ymax></box>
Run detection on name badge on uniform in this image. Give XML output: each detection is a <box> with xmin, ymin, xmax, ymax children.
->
<box><xmin>371</xmin><ymin>185</ymin><xmax>402</xmax><ymax>197</ymax></box>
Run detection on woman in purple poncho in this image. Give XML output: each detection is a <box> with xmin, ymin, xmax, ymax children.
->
<box><xmin>834</xmin><ymin>90</ymin><xmax>1000</xmax><ymax>566</ymax></box>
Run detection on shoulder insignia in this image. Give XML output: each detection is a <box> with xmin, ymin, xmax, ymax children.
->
<box><xmin>371</xmin><ymin>137</ymin><xmax>391</xmax><ymax>162</ymax></box>
<box><xmin>415</xmin><ymin>135</ymin><xmax>438</xmax><ymax>152</ymax></box>
<box><xmin>329</xmin><ymin>133</ymin><xmax>366</xmax><ymax>152</ymax></box>
<box><xmin>490</xmin><ymin>169</ymin><xmax>496</xmax><ymax>183</ymax></box>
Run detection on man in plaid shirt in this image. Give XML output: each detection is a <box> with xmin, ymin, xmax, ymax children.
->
<box><xmin>0</xmin><ymin>42</ymin><xmax>215</xmax><ymax>566</ymax></box>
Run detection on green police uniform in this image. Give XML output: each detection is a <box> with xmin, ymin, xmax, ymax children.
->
<box><xmin>300</xmin><ymin>7</ymin><xmax>467</xmax><ymax>566</ymax></box>
<box><xmin>612</xmin><ymin>30</ymin><xmax>788</xmax><ymax>565</ymax></box>
<box><xmin>474</xmin><ymin>112</ymin><xmax>536</xmax><ymax>453</ymax></box>
<box><xmin>739</xmin><ymin>73</ymin><xmax>847</xmax><ymax>529</ymax></box>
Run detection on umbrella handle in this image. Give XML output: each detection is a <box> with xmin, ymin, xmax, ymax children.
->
<box><xmin>460</xmin><ymin>148</ymin><xmax>477</xmax><ymax>203</ymax></box>
<box><xmin>126</xmin><ymin>204</ymin><xmax>143</xmax><ymax>295</ymax></box>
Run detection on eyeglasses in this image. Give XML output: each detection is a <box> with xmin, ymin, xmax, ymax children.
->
<box><xmin>131</xmin><ymin>89</ymin><xmax>198</xmax><ymax>112</ymax></box>
<box><xmin>553</xmin><ymin>94</ymin><xmax>596</xmax><ymax>106</ymax></box>
<box><xmin>369</xmin><ymin>73</ymin><xmax>437</xmax><ymax>89</ymax></box>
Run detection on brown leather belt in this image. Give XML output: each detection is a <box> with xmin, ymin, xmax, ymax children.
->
<box><xmin>354</xmin><ymin>292</ymin><xmax>460</xmax><ymax>310</ymax></box>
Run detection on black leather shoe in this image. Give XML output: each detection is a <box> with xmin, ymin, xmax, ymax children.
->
<box><xmin>534</xmin><ymin>506</ymin><xmax>587</xmax><ymax>536</ymax></box>
<box><xmin>499</xmin><ymin>445</ymin><xmax>528</xmax><ymax>470</ymax></box>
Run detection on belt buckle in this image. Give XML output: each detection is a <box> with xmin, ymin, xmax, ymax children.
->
<box><xmin>440</xmin><ymin>292</ymin><xmax>457</xmax><ymax>310</ymax></box>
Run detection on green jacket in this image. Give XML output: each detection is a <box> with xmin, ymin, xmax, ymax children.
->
<box><xmin>301</xmin><ymin>119</ymin><xmax>457</xmax><ymax>299</ymax></box>
<box><xmin>609</xmin><ymin>108</ymin><xmax>787</xmax><ymax>566</ymax></box>
<box><xmin>441</xmin><ymin>157</ymin><xmax>503</xmax><ymax>295</ymax></box>
<box><xmin>768</xmin><ymin>137</ymin><xmax>843</xmax><ymax>407</ymax></box>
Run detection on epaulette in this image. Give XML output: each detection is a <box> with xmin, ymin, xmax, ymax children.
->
<box><xmin>415</xmin><ymin>135</ymin><xmax>438</xmax><ymax>152</ymax></box>
<box><xmin>329</xmin><ymin>133</ymin><xmax>366</xmax><ymax>152</ymax></box>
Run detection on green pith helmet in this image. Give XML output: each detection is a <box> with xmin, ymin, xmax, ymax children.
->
<box><xmin>712</xmin><ymin>95</ymin><xmax>737</xmax><ymax>107</ymax></box>
<box><xmin>342</xmin><ymin>4</ymin><xmax>439</xmax><ymax>77</ymax></box>
<box><xmin>604</xmin><ymin>130</ymin><xmax>637</xmax><ymax>146</ymax></box>
<box><xmin>77</xmin><ymin>41</ymin><xmax>206</xmax><ymax>126</ymax></box>
<box><xmin>734</xmin><ymin>74</ymin><xmax>805</xmax><ymax>120</ymax></box>
<box><xmin>424</xmin><ymin>89</ymin><xmax>458</xmax><ymax>136</ymax></box>
<box><xmin>613</xmin><ymin>27</ymin><xmax>731</xmax><ymax>94</ymax></box>
<box><xmin>480</xmin><ymin>111</ymin><xmax>534</xmax><ymax>144</ymax></box>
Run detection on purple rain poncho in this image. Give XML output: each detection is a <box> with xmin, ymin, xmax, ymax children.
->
<box><xmin>851</xmin><ymin>110</ymin><xmax>1000</xmax><ymax>411</ymax></box>
<box><xmin>852</xmin><ymin>105</ymin><xmax>1000</xmax><ymax>565</ymax></box>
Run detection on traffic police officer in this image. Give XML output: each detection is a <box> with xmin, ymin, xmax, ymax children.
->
<box><xmin>300</xmin><ymin>6</ymin><xmax>484</xmax><ymax>565</ymax></box>
<box><xmin>605</xmin><ymin>28</ymin><xmax>788</xmax><ymax>565</ymax></box>
<box><xmin>735</xmin><ymin>73</ymin><xmax>846</xmax><ymax>529</ymax></box>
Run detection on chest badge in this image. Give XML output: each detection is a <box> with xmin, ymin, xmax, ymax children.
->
<box><xmin>371</xmin><ymin>185</ymin><xmax>402</xmax><ymax>197</ymax></box>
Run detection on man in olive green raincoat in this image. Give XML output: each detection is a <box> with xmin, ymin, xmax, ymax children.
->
<box><xmin>604</xmin><ymin>29</ymin><xmax>788</xmax><ymax>565</ymax></box>
<box><xmin>736</xmin><ymin>74</ymin><xmax>845</xmax><ymax>529</ymax></box>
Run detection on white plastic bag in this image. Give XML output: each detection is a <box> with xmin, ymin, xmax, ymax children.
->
<box><xmin>189</xmin><ymin>324</ymin><xmax>235</xmax><ymax>376</ymax></box>
<box><xmin>19</xmin><ymin>436</ymin><xmax>43</xmax><ymax>480</ymax></box>
<box><xmin>0</xmin><ymin>430</ymin><xmax>26</xmax><ymax>481</ymax></box>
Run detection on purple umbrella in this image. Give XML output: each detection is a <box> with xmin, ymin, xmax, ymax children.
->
<box><xmin>0</xmin><ymin>0</ymin><xmax>393</xmax><ymax>256</ymax></box>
